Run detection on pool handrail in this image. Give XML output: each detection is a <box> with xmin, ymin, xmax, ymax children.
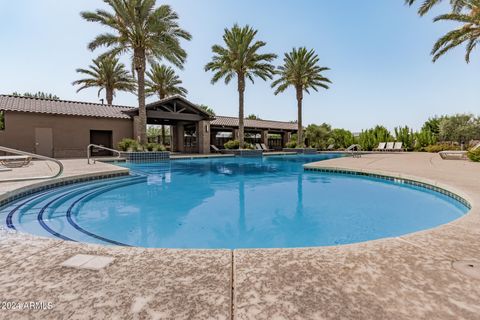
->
<box><xmin>0</xmin><ymin>146</ymin><xmax>64</xmax><ymax>182</ymax></box>
<box><xmin>87</xmin><ymin>144</ymin><xmax>121</xmax><ymax>164</ymax></box>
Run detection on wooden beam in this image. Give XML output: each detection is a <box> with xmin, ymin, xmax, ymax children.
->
<box><xmin>147</xmin><ymin>110</ymin><xmax>204</xmax><ymax>121</ymax></box>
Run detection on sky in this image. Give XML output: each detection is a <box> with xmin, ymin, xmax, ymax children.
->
<box><xmin>0</xmin><ymin>0</ymin><xmax>479</xmax><ymax>132</ymax></box>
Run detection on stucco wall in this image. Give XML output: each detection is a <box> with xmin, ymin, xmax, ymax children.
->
<box><xmin>0</xmin><ymin>112</ymin><xmax>133</xmax><ymax>158</ymax></box>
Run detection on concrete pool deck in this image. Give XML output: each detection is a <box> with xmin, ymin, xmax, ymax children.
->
<box><xmin>0</xmin><ymin>153</ymin><xmax>479</xmax><ymax>319</ymax></box>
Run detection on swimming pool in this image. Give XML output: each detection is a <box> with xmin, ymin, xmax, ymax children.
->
<box><xmin>1</xmin><ymin>154</ymin><xmax>469</xmax><ymax>249</ymax></box>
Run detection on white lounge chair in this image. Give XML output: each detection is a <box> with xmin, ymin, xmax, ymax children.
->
<box><xmin>326</xmin><ymin>144</ymin><xmax>335</xmax><ymax>151</ymax></box>
<box><xmin>255</xmin><ymin>143</ymin><xmax>263</xmax><ymax>150</ymax></box>
<box><xmin>0</xmin><ymin>155</ymin><xmax>32</xmax><ymax>168</ymax></box>
<box><xmin>439</xmin><ymin>142</ymin><xmax>480</xmax><ymax>160</ymax></box>
<box><xmin>210</xmin><ymin>145</ymin><xmax>221</xmax><ymax>153</ymax></box>
<box><xmin>260</xmin><ymin>143</ymin><xmax>272</xmax><ymax>152</ymax></box>
<box><xmin>374</xmin><ymin>142</ymin><xmax>386</xmax><ymax>152</ymax></box>
<box><xmin>384</xmin><ymin>142</ymin><xmax>395</xmax><ymax>152</ymax></box>
<box><xmin>393</xmin><ymin>142</ymin><xmax>404</xmax><ymax>152</ymax></box>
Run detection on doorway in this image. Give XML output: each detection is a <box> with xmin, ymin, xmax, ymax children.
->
<box><xmin>35</xmin><ymin>128</ymin><xmax>53</xmax><ymax>157</ymax></box>
<box><xmin>90</xmin><ymin>130</ymin><xmax>113</xmax><ymax>156</ymax></box>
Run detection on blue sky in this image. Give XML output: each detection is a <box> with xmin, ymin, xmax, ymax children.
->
<box><xmin>1</xmin><ymin>0</ymin><xmax>478</xmax><ymax>131</ymax></box>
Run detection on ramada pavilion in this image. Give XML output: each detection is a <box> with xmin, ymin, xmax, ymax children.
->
<box><xmin>0</xmin><ymin>94</ymin><xmax>297</xmax><ymax>157</ymax></box>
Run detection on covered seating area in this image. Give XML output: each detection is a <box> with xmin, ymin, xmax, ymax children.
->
<box><xmin>210</xmin><ymin>116</ymin><xmax>297</xmax><ymax>152</ymax></box>
<box><xmin>125</xmin><ymin>96</ymin><xmax>298</xmax><ymax>154</ymax></box>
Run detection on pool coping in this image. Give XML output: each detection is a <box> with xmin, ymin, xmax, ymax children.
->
<box><xmin>2</xmin><ymin>154</ymin><xmax>480</xmax><ymax>319</ymax></box>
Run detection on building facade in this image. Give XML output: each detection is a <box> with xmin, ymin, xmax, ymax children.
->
<box><xmin>0</xmin><ymin>94</ymin><xmax>297</xmax><ymax>158</ymax></box>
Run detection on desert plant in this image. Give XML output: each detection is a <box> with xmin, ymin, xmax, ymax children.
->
<box><xmin>224</xmin><ymin>140</ymin><xmax>240</xmax><ymax>149</ymax></box>
<box><xmin>414</xmin><ymin>129</ymin><xmax>438</xmax><ymax>151</ymax></box>
<box><xmin>467</xmin><ymin>148</ymin><xmax>480</xmax><ymax>162</ymax></box>
<box><xmin>304</xmin><ymin>123</ymin><xmax>331</xmax><ymax>149</ymax></box>
<box><xmin>285</xmin><ymin>140</ymin><xmax>297</xmax><ymax>148</ymax></box>
<box><xmin>424</xmin><ymin>143</ymin><xmax>460</xmax><ymax>153</ymax></box>
<box><xmin>358</xmin><ymin>126</ymin><xmax>393</xmax><ymax>151</ymax></box>
<box><xmin>394</xmin><ymin>126</ymin><xmax>415</xmax><ymax>151</ymax></box>
<box><xmin>117</xmin><ymin>138</ymin><xmax>140</xmax><ymax>151</ymax></box>
<box><xmin>330</xmin><ymin>128</ymin><xmax>355</xmax><ymax>149</ymax></box>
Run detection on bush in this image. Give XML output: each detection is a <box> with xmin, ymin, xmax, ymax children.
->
<box><xmin>117</xmin><ymin>138</ymin><xmax>139</xmax><ymax>151</ymax></box>
<box><xmin>358</xmin><ymin>125</ymin><xmax>393</xmax><ymax>151</ymax></box>
<box><xmin>243</xmin><ymin>143</ymin><xmax>254</xmax><ymax>150</ymax></box>
<box><xmin>224</xmin><ymin>140</ymin><xmax>240</xmax><ymax>149</ymax></box>
<box><xmin>118</xmin><ymin>139</ymin><xmax>166</xmax><ymax>152</ymax></box>
<box><xmin>424</xmin><ymin>144</ymin><xmax>460</xmax><ymax>153</ymax></box>
<box><xmin>285</xmin><ymin>140</ymin><xmax>297</xmax><ymax>148</ymax></box>
<box><xmin>394</xmin><ymin>126</ymin><xmax>415</xmax><ymax>151</ymax></box>
<box><xmin>467</xmin><ymin>148</ymin><xmax>480</xmax><ymax>162</ymax></box>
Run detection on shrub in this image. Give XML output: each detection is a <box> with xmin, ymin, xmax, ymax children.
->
<box><xmin>424</xmin><ymin>144</ymin><xmax>460</xmax><ymax>153</ymax></box>
<box><xmin>414</xmin><ymin>129</ymin><xmax>437</xmax><ymax>151</ymax></box>
<box><xmin>394</xmin><ymin>126</ymin><xmax>415</xmax><ymax>151</ymax></box>
<box><xmin>224</xmin><ymin>140</ymin><xmax>240</xmax><ymax>149</ymax></box>
<box><xmin>358</xmin><ymin>125</ymin><xmax>393</xmax><ymax>151</ymax></box>
<box><xmin>243</xmin><ymin>143</ymin><xmax>254</xmax><ymax>150</ymax></box>
<box><xmin>117</xmin><ymin>138</ymin><xmax>139</xmax><ymax>151</ymax></box>
<box><xmin>285</xmin><ymin>140</ymin><xmax>297</xmax><ymax>148</ymax></box>
<box><xmin>467</xmin><ymin>148</ymin><xmax>480</xmax><ymax>162</ymax></box>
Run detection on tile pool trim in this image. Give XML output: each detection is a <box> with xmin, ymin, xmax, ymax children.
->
<box><xmin>304</xmin><ymin>166</ymin><xmax>472</xmax><ymax>209</ymax></box>
<box><xmin>0</xmin><ymin>171</ymin><xmax>129</xmax><ymax>208</ymax></box>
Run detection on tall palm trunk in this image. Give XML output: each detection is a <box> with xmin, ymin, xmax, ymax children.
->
<box><xmin>158</xmin><ymin>93</ymin><xmax>166</xmax><ymax>145</ymax></box>
<box><xmin>106</xmin><ymin>88</ymin><xmax>113</xmax><ymax>105</ymax></box>
<box><xmin>296</xmin><ymin>86</ymin><xmax>303</xmax><ymax>148</ymax></box>
<box><xmin>134</xmin><ymin>48</ymin><xmax>147</xmax><ymax>144</ymax></box>
<box><xmin>237</xmin><ymin>74</ymin><xmax>245</xmax><ymax>148</ymax></box>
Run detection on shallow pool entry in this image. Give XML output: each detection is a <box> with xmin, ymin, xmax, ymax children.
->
<box><xmin>0</xmin><ymin>155</ymin><xmax>469</xmax><ymax>249</ymax></box>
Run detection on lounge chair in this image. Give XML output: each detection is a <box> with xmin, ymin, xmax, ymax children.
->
<box><xmin>326</xmin><ymin>144</ymin><xmax>335</xmax><ymax>151</ymax></box>
<box><xmin>0</xmin><ymin>155</ymin><xmax>32</xmax><ymax>168</ymax></box>
<box><xmin>255</xmin><ymin>143</ymin><xmax>263</xmax><ymax>150</ymax></box>
<box><xmin>439</xmin><ymin>142</ymin><xmax>480</xmax><ymax>160</ymax></box>
<box><xmin>210</xmin><ymin>145</ymin><xmax>221</xmax><ymax>153</ymax></box>
<box><xmin>260</xmin><ymin>143</ymin><xmax>272</xmax><ymax>152</ymax></box>
<box><xmin>393</xmin><ymin>142</ymin><xmax>404</xmax><ymax>152</ymax></box>
<box><xmin>384</xmin><ymin>142</ymin><xmax>395</xmax><ymax>152</ymax></box>
<box><xmin>374</xmin><ymin>142</ymin><xmax>386</xmax><ymax>152</ymax></box>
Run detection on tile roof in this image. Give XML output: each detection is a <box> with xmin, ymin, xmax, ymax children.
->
<box><xmin>0</xmin><ymin>95</ymin><xmax>133</xmax><ymax>119</ymax></box>
<box><xmin>211</xmin><ymin>116</ymin><xmax>297</xmax><ymax>131</ymax></box>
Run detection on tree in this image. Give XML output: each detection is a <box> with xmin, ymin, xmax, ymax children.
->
<box><xmin>304</xmin><ymin>123</ymin><xmax>331</xmax><ymax>149</ymax></box>
<box><xmin>146</xmin><ymin>64</ymin><xmax>188</xmax><ymax>99</ymax></box>
<box><xmin>246</xmin><ymin>114</ymin><xmax>261</xmax><ymax>120</ymax></box>
<box><xmin>272</xmin><ymin>47</ymin><xmax>331</xmax><ymax>148</ymax></box>
<box><xmin>82</xmin><ymin>0</ymin><xmax>191</xmax><ymax>143</ymax></box>
<box><xmin>72</xmin><ymin>55</ymin><xmax>135</xmax><ymax>105</ymax></box>
<box><xmin>405</xmin><ymin>0</ymin><xmax>468</xmax><ymax>16</ymax></box>
<box><xmin>431</xmin><ymin>1</ymin><xmax>480</xmax><ymax>63</ymax></box>
<box><xmin>438</xmin><ymin>114</ymin><xmax>480</xmax><ymax>144</ymax></box>
<box><xmin>205</xmin><ymin>24</ymin><xmax>276</xmax><ymax>148</ymax></box>
<box><xmin>358</xmin><ymin>126</ymin><xmax>393</xmax><ymax>151</ymax></box>
<box><xmin>145</xmin><ymin>63</ymin><xmax>188</xmax><ymax>145</ymax></box>
<box><xmin>330</xmin><ymin>128</ymin><xmax>355</xmax><ymax>149</ymax></box>
<box><xmin>12</xmin><ymin>92</ymin><xmax>60</xmax><ymax>100</ymax></box>
<box><xmin>198</xmin><ymin>105</ymin><xmax>216</xmax><ymax>116</ymax></box>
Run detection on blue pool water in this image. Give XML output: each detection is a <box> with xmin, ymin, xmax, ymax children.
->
<box><xmin>0</xmin><ymin>155</ymin><xmax>469</xmax><ymax>249</ymax></box>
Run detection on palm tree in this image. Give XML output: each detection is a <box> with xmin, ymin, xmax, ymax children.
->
<box><xmin>272</xmin><ymin>47</ymin><xmax>331</xmax><ymax>148</ymax></box>
<box><xmin>146</xmin><ymin>64</ymin><xmax>188</xmax><ymax>99</ymax></box>
<box><xmin>81</xmin><ymin>0</ymin><xmax>191</xmax><ymax>143</ymax></box>
<box><xmin>73</xmin><ymin>55</ymin><xmax>135</xmax><ymax>105</ymax></box>
<box><xmin>431</xmin><ymin>0</ymin><xmax>480</xmax><ymax>62</ymax></box>
<box><xmin>405</xmin><ymin>0</ymin><xmax>468</xmax><ymax>16</ymax></box>
<box><xmin>205</xmin><ymin>24</ymin><xmax>276</xmax><ymax>148</ymax></box>
<box><xmin>146</xmin><ymin>63</ymin><xmax>187</xmax><ymax>144</ymax></box>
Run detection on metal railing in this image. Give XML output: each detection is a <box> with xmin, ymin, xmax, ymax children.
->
<box><xmin>87</xmin><ymin>144</ymin><xmax>121</xmax><ymax>164</ymax></box>
<box><xmin>346</xmin><ymin>144</ymin><xmax>362</xmax><ymax>158</ymax></box>
<box><xmin>0</xmin><ymin>146</ymin><xmax>64</xmax><ymax>182</ymax></box>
